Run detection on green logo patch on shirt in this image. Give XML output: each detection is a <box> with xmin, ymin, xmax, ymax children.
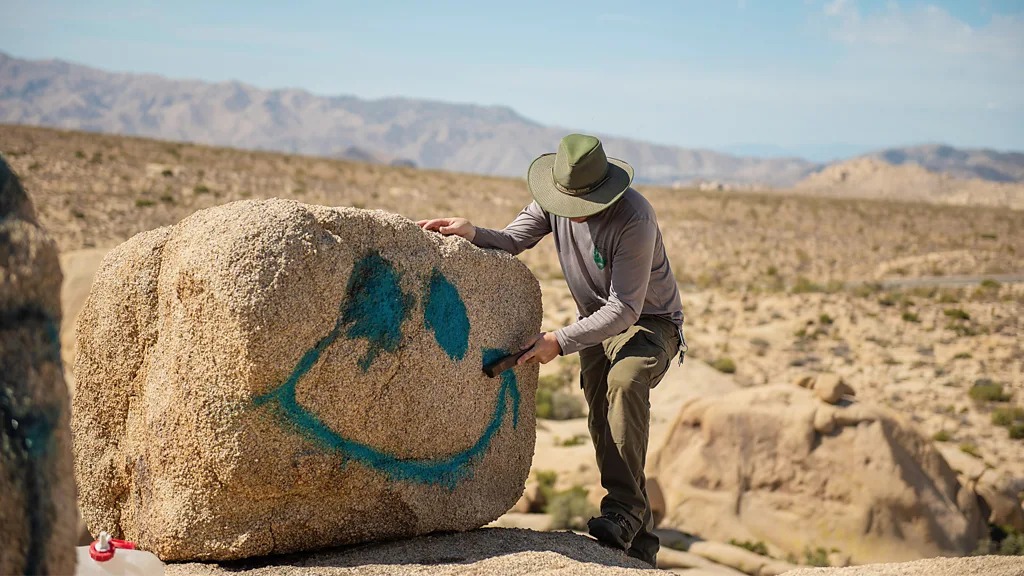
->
<box><xmin>593</xmin><ymin>246</ymin><xmax>606</xmax><ymax>270</ymax></box>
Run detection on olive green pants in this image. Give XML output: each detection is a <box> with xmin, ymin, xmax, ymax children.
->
<box><xmin>579</xmin><ymin>315</ymin><xmax>679</xmax><ymax>559</ymax></box>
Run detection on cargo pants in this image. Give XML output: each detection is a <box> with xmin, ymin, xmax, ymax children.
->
<box><xmin>579</xmin><ymin>314</ymin><xmax>680</xmax><ymax>560</ymax></box>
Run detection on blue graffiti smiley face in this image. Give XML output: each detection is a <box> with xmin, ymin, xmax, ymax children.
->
<box><xmin>254</xmin><ymin>250</ymin><xmax>520</xmax><ymax>490</ymax></box>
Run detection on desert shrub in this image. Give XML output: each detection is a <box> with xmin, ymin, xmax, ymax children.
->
<box><xmin>711</xmin><ymin>357</ymin><xmax>736</xmax><ymax>374</ymax></box>
<box><xmin>944</xmin><ymin>308</ymin><xmax>971</xmax><ymax>321</ymax></box>
<box><xmin>546</xmin><ymin>485</ymin><xmax>596</xmax><ymax>530</ymax></box>
<box><xmin>932</xmin><ymin>430</ymin><xmax>951</xmax><ymax>442</ymax></box>
<box><xmin>161</xmin><ymin>168</ymin><xmax>174</xmax><ymax>177</ymax></box>
<box><xmin>960</xmin><ymin>443</ymin><xmax>982</xmax><ymax>458</ymax></box>
<box><xmin>969</xmin><ymin>380</ymin><xmax>1011</xmax><ymax>403</ymax></box>
<box><xmin>791</xmin><ymin>277</ymin><xmax>824</xmax><ymax>294</ymax></box>
<box><xmin>135</xmin><ymin>198</ymin><xmax>155</xmax><ymax>208</ymax></box>
<box><xmin>991</xmin><ymin>406</ymin><xmax>1024</xmax><ymax>427</ymax></box>
<box><xmin>535</xmin><ymin>470</ymin><xmax>557</xmax><ymax>503</ymax></box>
<box><xmin>1009</xmin><ymin>424</ymin><xmax>1024</xmax><ymax>440</ymax></box>
<box><xmin>975</xmin><ymin>524</ymin><xmax>1024</xmax><ymax>556</ymax></box>
<box><xmin>159</xmin><ymin>193</ymin><xmax>175</xmax><ymax>204</ymax></box>
<box><xmin>730</xmin><ymin>539</ymin><xmax>770</xmax><ymax>556</ymax></box>
<box><xmin>901</xmin><ymin>311</ymin><xmax>920</xmax><ymax>323</ymax></box>
<box><xmin>536</xmin><ymin>373</ymin><xmax>585</xmax><ymax>420</ymax></box>
<box><xmin>194</xmin><ymin>184</ymin><xmax>211</xmax><ymax>194</ymax></box>
<box><xmin>818</xmin><ymin>313</ymin><xmax>834</xmax><ymax>325</ymax></box>
<box><xmin>74</xmin><ymin>150</ymin><xmax>86</xmax><ymax>159</ymax></box>
<box><xmin>558</xmin><ymin>434</ymin><xmax>588</xmax><ymax>447</ymax></box>
<box><xmin>803</xmin><ymin>546</ymin><xmax>833</xmax><ymax>567</ymax></box>
<box><xmin>952</xmin><ymin>352</ymin><xmax>972</xmax><ymax>360</ymax></box>
<box><xmin>980</xmin><ymin>278</ymin><xmax>1002</xmax><ymax>290</ymax></box>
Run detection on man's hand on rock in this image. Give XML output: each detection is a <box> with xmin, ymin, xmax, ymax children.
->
<box><xmin>517</xmin><ymin>332</ymin><xmax>561</xmax><ymax>365</ymax></box>
<box><xmin>416</xmin><ymin>217</ymin><xmax>476</xmax><ymax>242</ymax></box>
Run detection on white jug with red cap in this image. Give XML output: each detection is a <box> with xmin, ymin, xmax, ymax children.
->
<box><xmin>75</xmin><ymin>531</ymin><xmax>165</xmax><ymax>576</ymax></box>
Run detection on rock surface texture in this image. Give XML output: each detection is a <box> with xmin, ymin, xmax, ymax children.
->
<box><xmin>73</xmin><ymin>199</ymin><xmax>542</xmax><ymax>561</ymax></box>
<box><xmin>650</xmin><ymin>384</ymin><xmax>986</xmax><ymax>564</ymax></box>
<box><xmin>0</xmin><ymin>157</ymin><xmax>78</xmax><ymax>574</ymax></box>
<box><xmin>780</xmin><ymin>555</ymin><xmax>1024</xmax><ymax>576</ymax></box>
<box><xmin>166</xmin><ymin>528</ymin><xmax>661</xmax><ymax>576</ymax></box>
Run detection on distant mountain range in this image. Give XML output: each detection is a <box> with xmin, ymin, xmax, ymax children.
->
<box><xmin>2</xmin><ymin>52</ymin><xmax>1022</xmax><ymax>187</ymax></box>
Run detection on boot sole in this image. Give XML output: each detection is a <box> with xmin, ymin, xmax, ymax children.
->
<box><xmin>587</xmin><ymin>519</ymin><xmax>629</xmax><ymax>550</ymax></box>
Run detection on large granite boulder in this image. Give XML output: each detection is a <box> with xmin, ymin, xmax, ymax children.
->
<box><xmin>0</xmin><ymin>157</ymin><xmax>78</xmax><ymax>574</ymax></box>
<box><xmin>649</xmin><ymin>384</ymin><xmax>986</xmax><ymax>564</ymax></box>
<box><xmin>73</xmin><ymin>199</ymin><xmax>542</xmax><ymax>561</ymax></box>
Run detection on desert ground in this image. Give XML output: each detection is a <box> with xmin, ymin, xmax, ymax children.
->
<box><xmin>3</xmin><ymin>123</ymin><xmax>1023</xmax><ymax>570</ymax></box>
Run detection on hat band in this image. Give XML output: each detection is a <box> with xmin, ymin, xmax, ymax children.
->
<box><xmin>551</xmin><ymin>168</ymin><xmax>611</xmax><ymax>197</ymax></box>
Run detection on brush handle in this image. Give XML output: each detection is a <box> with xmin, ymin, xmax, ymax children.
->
<box><xmin>483</xmin><ymin>349</ymin><xmax>528</xmax><ymax>378</ymax></box>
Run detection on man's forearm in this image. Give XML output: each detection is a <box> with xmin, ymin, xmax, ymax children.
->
<box><xmin>554</xmin><ymin>300</ymin><xmax>640</xmax><ymax>356</ymax></box>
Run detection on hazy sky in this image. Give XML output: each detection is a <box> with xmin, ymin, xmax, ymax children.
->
<box><xmin>3</xmin><ymin>0</ymin><xmax>1023</xmax><ymax>159</ymax></box>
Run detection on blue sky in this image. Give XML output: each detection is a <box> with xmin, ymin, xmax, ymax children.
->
<box><xmin>3</xmin><ymin>0</ymin><xmax>1023</xmax><ymax>159</ymax></box>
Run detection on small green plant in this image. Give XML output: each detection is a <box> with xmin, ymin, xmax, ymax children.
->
<box><xmin>960</xmin><ymin>443</ymin><xmax>982</xmax><ymax>458</ymax></box>
<box><xmin>932</xmin><ymin>430</ymin><xmax>951</xmax><ymax>442</ymax></box>
<box><xmin>135</xmin><ymin>198</ymin><xmax>155</xmax><ymax>208</ymax></box>
<box><xmin>546</xmin><ymin>485</ymin><xmax>597</xmax><ymax>531</ymax></box>
<box><xmin>711</xmin><ymin>357</ymin><xmax>737</xmax><ymax>374</ymax></box>
<box><xmin>1010</xmin><ymin>424</ymin><xmax>1024</xmax><ymax>440</ymax></box>
<box><xmin>194</xmin><ymin>184</ymin><xmax>211</xmax><ymax>194</ymax></box>
<box><xmin>74</xmin><ymin>150</ymin><xmax>86</xmax><ymax>159</ymax></box>
<box><xmin>28</xmin><ymin>161</ymin><xmax>41</xmax><ymax>171</ymax></box>
<box><xmin>161</xmin><ymin>168</ymin><xmax>174</xmax><ymax>177</ymax></box>
<box><xmin>90</xmin><ymin>151</ymin><xmax>103</xmax><ymax>164</ymax></box>
<box><xmin>980</xmin><ymin>278</ymin><xmax>1001</xmax><ymax>290</ymax></box>
<box><xmin>803</xmin><ymin>546</ymin><xmax>833</xmax><ymax>567</ymax></box>
<box><xmin>901</xmin><ymin>311</ymin><xmax>920</xmax><ymax>323</ymax></box>
<box><xmin>819</xmin><ymin>313</ymin><xmax>834</xmax><ymax>325</ymax></box>
<box><xmin>792</xmin><ymin>277</ymin><xmax>823</xmax><ymax>294</ymax></box>
<box><xmin>991</xmin><ymin>406</ymin><xmax>1024</xmax><ymax>427</ymax></box>
<box><xmin>975</xmin><ymin>524</ymin><xmax>1024</xmax><ymax>556</ymax></box>
<box><xmin>536</xmin><ymin>372</ymin><xmax>585</xmax><ymax>420</ymax></box>
<box><xmin>159</xmin><ymin>193</ymin><xmax>175</xmax><ymax>204</ymax></box>
<box><xmin>952</xmin><ymin>352</ymin><xmax>972</xmax><ymax>360</ymax></box>
<box><xmin>730</xmin><ymin>539</ymin><xmax>770</xmax><ymax>556</ymax></box>
<box><xmin>71</xmin><ymin>209</ymin><xmax>85</xmax><ymax>219</ymax></box>
<box><xmin>557</xmin><ymin>434</ymin><xmax>588</xmax><ymax>447</ymax></box>
<box><xmin>944</xmin><ymin>308</ymin><xmax>971</xmax><ymax>321</ymax></box>
<box><xmin>969</xmin><ymin>380</ymin><xmax>1011</xmax><ymax>403</ymax></box>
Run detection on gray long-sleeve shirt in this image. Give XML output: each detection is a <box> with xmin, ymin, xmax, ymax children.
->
<box><xmin>472</xmin><ymin>188</ymin><xmax>684</xmax><ymax>355</ymax></box>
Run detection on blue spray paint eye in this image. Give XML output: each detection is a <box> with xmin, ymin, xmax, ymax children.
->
<box><xmin>423</xmin><ymin>269</ymin><xmax>469</xmax><ymax>361</ymax></box>
<box><xmin>340</xmin><ymin>251</ymin><xmax>414</xmax><ymax>371</ymax></box>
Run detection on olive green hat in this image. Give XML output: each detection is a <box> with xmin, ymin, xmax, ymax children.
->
<box><xmin>527</xmin><ymin>134</ymin><xmax>634</xmax><ymax>218</ymax></box>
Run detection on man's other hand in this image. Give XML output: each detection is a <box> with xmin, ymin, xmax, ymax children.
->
<box><xmin>416</xmin><ymin>217</ymin><xmax>476</xmax><ymax>242</ymax></box>
<box><xmin>517</xmin><ymin>332</ymin><xmax>561</xmax><ymax>365</ymax></box>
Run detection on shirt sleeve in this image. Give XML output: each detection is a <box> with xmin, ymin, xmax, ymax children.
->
<box><xmin>471</xmin><ymin>201</ymin><xmax>552</xmax><ymax>255</ymax></box>
<box><xmin>554</xmin><ymin>218</ymin><xmax>657</xmax><ymax>355</ymax></box>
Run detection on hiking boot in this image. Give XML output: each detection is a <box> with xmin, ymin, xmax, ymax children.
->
<box><xmin>627</xmin><ymin>545</ymin><xmax>657</xmax><ymax>568</ymax></box>
<box><xmin>587</xmin><ymin>513</ymin><xmax>633</xmax><ymax>550</ymax></box>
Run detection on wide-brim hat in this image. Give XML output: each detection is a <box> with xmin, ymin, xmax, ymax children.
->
<box><xmin>527</xmin><ymin>134</ymin><xmax>633</xmax><ymax>218</ymax></box>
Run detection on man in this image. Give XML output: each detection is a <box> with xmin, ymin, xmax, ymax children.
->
<box><xmin>417</xmin><ymin>134</ymin><xmax>685</xmax><ymax>567</ymax></box>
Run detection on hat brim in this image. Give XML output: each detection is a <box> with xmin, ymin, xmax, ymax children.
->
<box><xmin>527</xmin><ymin>153</ymin><xmax>634</xmax><ymax>218</ymax></box>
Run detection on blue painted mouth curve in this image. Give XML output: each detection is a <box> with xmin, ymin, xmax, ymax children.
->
<box><xmin>255</xmin><ymin>347</ymin><xmax>520</xmax><ymax>490</ymax></box>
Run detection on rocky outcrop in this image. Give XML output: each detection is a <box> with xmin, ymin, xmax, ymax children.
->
<box><xmin>780</xmin><ymin>555</ymin><xmax>1024</xmax><ymax>576</ymax></box>
<box><xmin>73</xmin><ymin>199</ymin><xmax>543</xmax><ymax>561</ymax></box>
<box><xmin>649</xmin><ymin>384</ymin><xmax>986</xmax><ymax>564</ymax></box>
<box><xmin>165</xmin><ymin>528</ymin><xmax>661</xmax><ymax>575</ymax></box>
<box><xmin>0</xmin><ymin>156</ymin><xmax>78</xmax><ymax>574</ymax></box>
